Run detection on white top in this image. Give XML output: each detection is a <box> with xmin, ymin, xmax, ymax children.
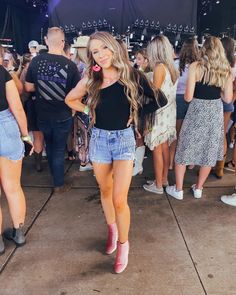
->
<box><xmin>175</xmin><ymin>59</ymin><xmax>189</xmax><ymax>95</ymax></box>
<box><xmin>144</xmin><ymin>65</ymin><xmax>178</xmax><ymax>149</ymax></box>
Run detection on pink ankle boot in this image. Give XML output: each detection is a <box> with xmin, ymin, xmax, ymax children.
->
<box><xmin>114</xmin><ymin>241</ymin><xmax>129</xmax><ymax>274</ymax></box>
<box><xmin>106</xmin><ymin>223</ymin><xmax>118</xmax><ymax>255</ymax></box>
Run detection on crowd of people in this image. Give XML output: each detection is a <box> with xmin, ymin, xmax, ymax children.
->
<box><xmin>0</xmin><ymin>26</ymin><xmax>235</xmax><ymax>274</ymax></box>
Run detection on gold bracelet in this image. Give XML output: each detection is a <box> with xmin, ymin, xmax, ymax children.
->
<box><xmin>21</xmin><ymin>135</ymin><xmax>31</xmax><ymax>142</ymax></box>
<box><xmin>83</xmin><ymin>106</ymin><xmax>90</xmax><ymax>115</ymax></box>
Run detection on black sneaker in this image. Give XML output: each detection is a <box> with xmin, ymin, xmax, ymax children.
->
<box><xmin>0</xmin><ymin>235</ymin><xmax>5</xmax><ymax>255</ymax></box>
<box><xmin>3</xmin><ymin>226</ymin><xmax>26</xmax><ymax>247</ymax></box>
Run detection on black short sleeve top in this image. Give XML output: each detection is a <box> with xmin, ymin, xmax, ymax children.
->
<box><xmin>0</xmin><ymin>65</ymin><xmax>12</xmax><ymax>111</ymax></box>
<box><xmin>94</xmin><ymin>73</ymin><xmax>159</xmax><ymax>130</ymax></box>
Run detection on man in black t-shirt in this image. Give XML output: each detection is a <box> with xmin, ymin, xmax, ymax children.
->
<box><xmin>25</xmin><ymin>27</ymin><xmax>80</xmax><ymax>192</ymax></box>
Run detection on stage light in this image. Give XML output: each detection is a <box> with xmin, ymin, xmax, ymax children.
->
<box><xmin>64</xmin><ymin>25</ymin><xmax>69</xmax><ymax>33</ymax></box>
<box><xmin>184</xmin><ymin>25</ymin><xmax>189</xmax><ymax>32</ymax></box>
<box><xmin>190</xmin><ymin>26</ymin><xmax>195</xmax><ymax>33</ymax></box>
<box><xmin>98</xmin><ymin>19</ymin><xmax>103</xmax><ymax>27</ymax></box>
<box><xmin>166</xmin><ymin>23</ymin><xmax>171</xmax><ymax>31</ymax></box>
<box><xmin>70</xmin><ymin>24</ymin><xmax>76</xmax><ymax>32</ymax></box>
<box><xmin>139</xmin><ymin>19</ymin><xmax>144</xmax><ymax>27</ymax></box>
<box><xmin>150</xmin><ymin>21</ymin><xmax>155</xmax><ymax>28</ymax></box>
<box><xmin>203</xmin><ymin>12</ymin><xmax>207</xmax><ymax>16</ymax></box>
<box><xmin>178</xmin><ymin>25</ymin><xmax>183</xmax><ymax>32</ymax></box>
<box><xmin>33</xmin><ymin>1</ymin><xmax>36</xmax><ymax>7</ymax></box>
<box><xmin>145</xmin><ymin>20</ymin><xmax>149</xmax><ymax>27</ymax></box>
<box><xmin>155</xmin><ymin>21</ymin><xmax>160</xmax><ymax>30</ymax></box>
<box><xmin>134</xmin><ymin>19</ymin><xmax>139</xmax><ymax>27</ymax></box>
<box><xmin>216</xmin><ymin>0</ymin><xmax>220</xmax><ymax>3</ymax></box>
<box><xmin>172</xmin><ymin>24</ymin><xmax>177</xmax><ymax>32</ymax></box>
<box><xmin>45</xmin><ymin>13</ymin><xmax>48</xmax><ymax>17</ymax></box>
<box><xmin>141</xmin><ymin>34</ymin><xmax>144</xmax><ymax>41</ymax></box>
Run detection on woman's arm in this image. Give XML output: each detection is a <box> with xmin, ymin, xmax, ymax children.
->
<box><xmin>65</xmin><ymin>77</ymin><xmax>88</xmax><ymax>112</ymax></box>
<box><xmin>222</xmin><ymin>74</ymin><xmax>233</xmax><ymax>103</ymax></box>
<box><xmin>184</xmin><ymin>62</ymin><xmax>198</xmax><ymax>102</ymax></box>
<box><xmin>10</xmin><ymin>71</ymin><xmax>24</xmax><ymax>95</ymax></box>
<box><xmin>153</xmin><ymin>63</ymin><xmax>166</xmax><ymax>89</ymax></box>
<box><xmin>25</xmin><ymin>82</ymin><xmax>35</xmax><ymax>92</ymax></box>
<box><xmin>6</xmin><ymin>79</ymin><xmax>29</xmax><ymax>136</ymax></box>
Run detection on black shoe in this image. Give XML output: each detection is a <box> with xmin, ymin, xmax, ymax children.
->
<box><xmin>34</xmin><ymin>151</ymin><xmax>43</xmax><ymax>172</ymax></box>
<box><xmin>0</xmin><ymin>235</ymin><xmax>5</xmax><ymax>255</ymax></box>
<box><xmin>67</xmin><ymin>150</ymin><xmax>76</xmax><ymax>161</ymax></box>
<box><xmin>3</xmin><ymin>225</ymin><xmax>26</xmax><ymax>247</ymax></box>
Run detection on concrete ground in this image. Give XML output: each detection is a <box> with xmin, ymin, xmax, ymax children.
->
<box><xmin>0</xmin><ymin>155</ymin><xmax>236</xmax><ymax>295</ymax></box>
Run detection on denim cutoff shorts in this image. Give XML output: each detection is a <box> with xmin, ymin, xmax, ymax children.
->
<box><xmin>89</xmin><ymin>126</ymin><xmax>136</xmax><ymax>163</ymax></box>
<box><xmin>0</xmin><ymin>109</ymin><xmax>24</xmax><ymax>161</ymax></box>
<box><xmin>176</xmin><ymin>94</ymin><xmax>190</xmax><ymax>120</ymax></box>
<box><xmin>223</xmin><ymin>101</ymin><xmax>234</xmax><ymax>113</ymax></box>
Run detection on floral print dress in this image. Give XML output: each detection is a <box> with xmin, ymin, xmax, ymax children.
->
<box><xmin>145</xmin><ymin>65</ymin><xmax>178</xmax><ymax>150</ymax></box>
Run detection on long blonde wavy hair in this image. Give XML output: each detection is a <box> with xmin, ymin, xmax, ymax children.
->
<box><xmin>147</xmin><ymin>35</ymin><xmax>179</xmax><ymax>84</ymax></box>
<box><xmin>86</xmin><ymin>31</ymin><xmax>141</xmax><ymax>126</ymax></box>
<box><xmin>197</xmin><ymin>36</ymin><xmax>231</xmax><ymax>88</ymax></box>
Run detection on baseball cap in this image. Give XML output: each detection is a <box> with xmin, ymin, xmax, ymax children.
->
<box><xmin>28</xmin><ymin>40</ymin><xmax>39</xmax><ymax>48</ymax></box>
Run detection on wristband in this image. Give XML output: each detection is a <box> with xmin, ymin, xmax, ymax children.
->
<box><xmin>21</xmin><ymin>135</ymin><xmax>31</xmax><ymax>142</ymax></box>
<box><xmin>83</xmin><ymin>105</ymin><xmax>90</xmax><ymax>115</ymax></box>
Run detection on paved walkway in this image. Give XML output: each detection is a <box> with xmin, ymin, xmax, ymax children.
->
<box><xmin>0</xmin><ymin>156</ymin><xmax>235</xmax><ymax>295</ymax></box>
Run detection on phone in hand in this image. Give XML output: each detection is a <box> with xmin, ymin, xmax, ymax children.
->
<box><xmin>24</xmin><ymin>141</ymin><xmax>33</xmax><ymax>157</ymax></box>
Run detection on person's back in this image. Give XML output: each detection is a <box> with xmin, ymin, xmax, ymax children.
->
<box><xmin>26</xmin><ymin>51</ymin><xmax>79</xmax><ymax>121</ymax></box>
<box><xmin>25</xmin><ymin>27</ymin><xmax>80</xmax><ymax>192</ymax></box>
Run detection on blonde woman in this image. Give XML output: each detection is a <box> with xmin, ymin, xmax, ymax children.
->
<box><xmin>65</xmin><ymin>31</ymin><xmax>160</xmax><ymax>273</ymax></box>
<box><xmin>166</xmin><ymin>36</ymin><xmax>233</xmax><ymax>200</ymax></box>
<box><xmin>143</xmin><ymin>35</ymin><xmax>179</xmax><ymax>194</ymax></box>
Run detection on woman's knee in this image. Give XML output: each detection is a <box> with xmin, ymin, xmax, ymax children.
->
<box><xmin>2</xmin><ymin>181</ymin><xmax>21</xmax><ymax>196</ymax></box>
<box><xmin>113</xmin><ymin>196</ymin><xmax>128</xmax><ymax>213</ymax></box>
<box><xmin>100</xmin><ymin>185</ymin><xmax>113</xmax><ymax>199</ymax></box>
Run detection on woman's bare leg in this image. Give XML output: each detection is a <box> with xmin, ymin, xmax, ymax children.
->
<box><xmin>0</xmin><ymin>157</ymin><xmax>26</xmax><ymax>228</ymax></box>
<box><xmin>112</xmin><ymin>160</ymin><xmax>133</xmax><ymax>243</ymax></box>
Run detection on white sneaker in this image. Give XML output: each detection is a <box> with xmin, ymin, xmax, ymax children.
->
<box><xmin>191</xmin><ymin>184</ymin><xmax>202</xmax><ymax>199</ymax></box>
<box><xmin>221</xmin><ymin>193</ymin><xmax>236</xmax><ymax>206</ymax></box>
<box><xmin>146</xmin><ymin>180</ymin><xmax>169</xmax><ymax>188</ymax></box>
<box><xmin>79</xmin><ymin>163</ymin><xmax>93</xmax><ymax>171</ymax></box>
<box><xmin>229</xmin><ymin>141</ymin><xmax>235</xmax><ymax>149</ymax></box>
<box><xmin>143</xmin><ymin>183</ymin><xmax>164</xmax><ymax>194</ymax></box>
<box><xmin>146</xmin><ymin>180</ymin><xmax>155</xmax><ymax>185</ymax></box>
<box><xmin>166</xmin><ymin>185</ymin><xmax>183</xmax><ymax>200</ymax></box>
